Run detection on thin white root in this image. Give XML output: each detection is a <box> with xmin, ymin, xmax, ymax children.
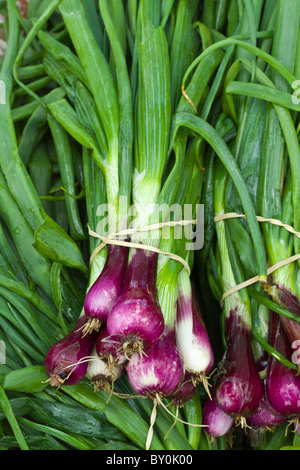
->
<box><xmin>146</xmin><ymin>398</ymin><xmax>158</xmax><ymax>450</ymax></box>
<box><xmin>164</xmin><ymin>407</ymin><xmax>178</xmax><ymax>440</ymax></box>
<box><xmin>285</xmin><ymin>417</ymin><xmax>300</xmax><ymax>436</ymax></box>
<box><xmin>145</xmin><ymin>392</ymin><xmax>208</xmax><ymax>450</ymax></box>
<box><xmin>155</xmin><ymin>393</ymin><xmax>208</xmax><ymax>428</ymax></box>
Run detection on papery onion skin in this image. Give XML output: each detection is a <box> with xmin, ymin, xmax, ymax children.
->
<box><xmin>95</xmin><ymin>325</ymin><xmax>127</xmax><ymax>367</ymax></box>
<box><xmin>44</xmin><ymin>315</ymin><xmax>97</xmax><ymax>387</ymax></box>
<box><xmin>126</xmin><ymin>329</ymin><xmax>184</xmax><ymax>398</ymax></box>
<box><xmin>266</xmin><ymin>311</ymin><xmax>300</xmax><ymax>417</ymax></box>
<box><xmin>107</xmin><ymin>249</ymin><xmax>165</xmax><ymax>351</ymax></box>
<box><xmin>214</xmin><ymin>308</ymin><xmax>263</xmax><ymax>418</ymax></box>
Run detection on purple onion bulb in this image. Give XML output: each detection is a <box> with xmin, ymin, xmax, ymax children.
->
<box><xmin>268</xmin><ymin>281</ymin><xmax>300</xmax><ymax>373</ymax></box>
<box><xmin>106</xmin><ymin>249</ymin><xmax>165</xmax><ymax>357</ymax></box>
<box><xmin>83</xmin><ymin>244</ymin><xmax>129</xmax><ymax>335</ymax></box>
<box><xmin>266</xmin><ymin>311</ymin><xmax>300</xmax><ymax>418</ymax></box>
<box><xmin>214</xmin><ymin>312</ymin><xmax>263</xmax><ymax>418</ymax></box>
<box><xmin>126</xmin><ymin>329</ymin><xmax>184</xmax><ymax>399</ymax></box>
<box><xmin>44</xmin><ymin>314</ymin><xmax>97</xmax><ymax>387</ymax></box>
<box><xmin>176</xmin><ymin>276</ymin><xmax>214</xmax><ymax>382</ymax></box>
<box><xmin>202</xmin><ymin>394</ymin><xmax>234</xmax><ymax>438</ymax></box>
<box><xmin>168</xmin><ymin>371</ymin><xmax>197</xmax><ymax>407</ymax></box>
<box><xmin>248</xmin><ymin>382</ymin><xmax>285</xmax><ymax>427</ymax></box>
<box><xmin>85</xmin><ymin>346</ymin><xmax>123</xmax><ymax>392</ymax></box>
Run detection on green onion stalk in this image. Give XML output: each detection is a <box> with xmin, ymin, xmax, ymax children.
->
<box><xmin>4</xmin><ymin>0</ymin><xmax>93</xmax><ymax>309</ymax></box>
<box><xmin>210</xmin><ymin>159</ymin><xmax>263</xmax><ymax>427</ymax></box>
<box><xmin>156</xmin><ymin>136</ymin><xmax>214</xmax><ymax>387</ymax></box>
<box><xmin>166</xmin><ymin>138</ymin><xmax>214</xmax><ymax>394</ymax></box>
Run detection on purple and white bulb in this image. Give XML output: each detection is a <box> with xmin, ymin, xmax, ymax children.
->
<box><xmin>126</xmin><ymin>328</ymin><xmax>184</xmax><ymax>400</ymax></box>
<box><xmin>214</xmin><ymin>305</ymin><xmax>263</xmax><ymax>421</ymax></box>
<box><xmin>266</xmin><ymin>311</ymin><xmax>300</xmax><ymax>418</ymax></box>
<box><xmin>248</xmin><ymin>383</ymin><xmax>286</xmax><ymax>428</ymax></box>
<box><xmin>176</xmin><ymin>269</ymin><xmax>214</xmax><ymax>388</ymax></box>
<box><xmin>202</xmin><ymin>393</ymin><xmax>234</xmax><ymax>438</ymax></box>
<box><xmin>82</xmin><ymin>243</ymin><xmax>129</xmax><ymax>335</ymax></box>
<box><xmin>85</xmin><ymin>345</ymin><xmax>123</xmax><ymax>392</ymax></box>
<box><xmin>106</xmin><ymin>249</ymin><xmax>165</xmax><ymax>357</ymax></box>
<box><xmin>44</xmin><ymin>314</ymin><xmax>97</xmax><ymax>388</ymax></box>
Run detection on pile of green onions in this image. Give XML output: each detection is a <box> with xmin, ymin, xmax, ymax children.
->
<box><xmin>0</xmin><ymin>0</ymin><xmax>300</xmax><ymax>452</ymax></box>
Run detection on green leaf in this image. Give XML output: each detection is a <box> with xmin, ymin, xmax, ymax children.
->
<box><xmin>136</xmin><ymin>4</ymin><xmax>171</xmax><ymax>181</ymax></box>
<box><xmin>2</xmin><ymin>366</ymin><xmax>49</xmax><ymax>393</ymax></box>
<box><xmin>47</xmin><ymin>99</ymin><xmax>101</xmax><ymax>156</ymax></box>
<box><xmin>62</xmin><ymin>380</ymin><xmax>165</xmax><ymax>450</ymax></box>
<box><xmin>33</xmin><ymin>213</ymin><xmax>89</xmax><ymax>277</ymax></box>
<box><xmin>50</xmin><ymin>262</ymin><xmax>68</xmax><ymax>334</ymax></box>
<box><xmin>281</xmin><ymin>446</ymin><xmax>300</xmax><ymax>450</ymax></box>
<box><xmin>0</xmin><ymin>385</ymin><xmax>29</xmax><ymax>450</ymax></box>
<box><xmin>226</xmin><ymin>81</ymin><xmax>300</xmax><ymax>112</ymax></box>
<box><xmin>93</xmin><ymin>441</ymin><xmax>139</xmax><ymax>450</ymax></box>
<box><xmin>38</xmin><ymin>29</ymin><xmax>87</xmax><ymax>85</ymax></box>
<box><xmin>0</xmin><ymin>397</ymin><xmax>32</xmax><ymax>421</ymax></box>
<box><xmin>59</xmin><ymin>0</ymin><xmax>119</xmax><ymax>158</ymax></box>
<box><xmin>28</xmin><ymin>398</ymin><xmax>107</xmax><ymax>438</ymax></box>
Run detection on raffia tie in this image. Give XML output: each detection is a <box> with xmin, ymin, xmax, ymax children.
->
<box><xmin>214</xmin><ymin>212</ymin><xmax>300</xmax><ymax>305</ymax></box>
<box><xmin>88</xmin><ymin>219</ymin><xmax>197</xmax><ymax>276</ymax></box>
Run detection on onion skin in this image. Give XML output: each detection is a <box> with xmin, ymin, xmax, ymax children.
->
<box><xmin>83</xmin><ymin>244</ymin><xmax>129</xmax><ymax>333</ymax></box>
<box><xmin>126</xmin><ymin>329</ymin><xmax>184</xmax><ymax>398</ymax></box>
<box><xmin>202</xmin><ymin>394</ymin><xmax>234</xmax><ymax>437</ymax></box>
<box><xmin>266</xmin><ymin>311</ymin><xmax>300</xmax><ymax>417</ymax></box>
<box><xmin>214</xmin><ymin>309</ymin><xmax>263</xmax><ymax>418</ymax></box>
<box><xmin>44</xmin><ymin>315</ymin><xmax>97</xmax><ymax>387</ymax></box>
<box><xmin>107</xmin><ymin>249</ymin><xmax>164</xmax><ymax>351</ymax></box>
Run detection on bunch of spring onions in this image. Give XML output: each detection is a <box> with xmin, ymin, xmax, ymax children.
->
<box><xmin>1</xmin><ymin>0</ymin><xmax>300</xmax><ymax>452</ymax></box>
<box><xmin>197</xmin><ymin>0</ymin><xmax>300</xmax><ymax>444</ymax></box>
<box><xmin>41</xmin><ymin>1</ymin><xmax>216</xmax><ymax>444</ymax></box>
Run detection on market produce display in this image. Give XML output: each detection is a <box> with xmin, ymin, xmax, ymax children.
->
<box><xmin>0</xmin><ymin>0</ymin><xmax>300</xmax><ymax>451</ymax></box>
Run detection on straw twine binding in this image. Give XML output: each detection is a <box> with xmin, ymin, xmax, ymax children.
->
<box><xmin>214</xmin><ymin>212</ymin><xmax>300</xmax><ymax>306</ymax></box>
<box><xmin>88</xmin><ymin>219</ymin><xmax>197</xmax><ymax>276</ymax></box>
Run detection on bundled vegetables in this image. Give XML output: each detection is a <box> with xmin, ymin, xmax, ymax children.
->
<box><xmin>1</xmin><ymin>0</ymin><xmax>300</xmax><ymax>452</ymax></box>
